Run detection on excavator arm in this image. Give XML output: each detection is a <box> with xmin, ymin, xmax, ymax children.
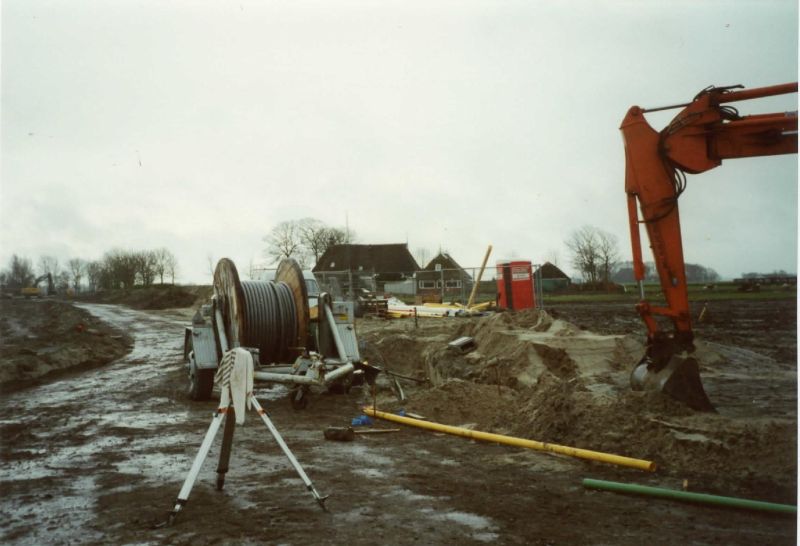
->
<box><xmin>621</xmin><ymin>82</ymin><xmax>797</xmax><ymax>410</ymax></box>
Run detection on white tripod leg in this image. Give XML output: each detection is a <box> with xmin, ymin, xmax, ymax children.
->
<box><xmin>250</xmin><ymin>395</ymin><xmax>329</xmax><ymax>510</ymax></box>
<box><xmin>166</xmin><ymin>404</ymin><xmax>228</xmax><ymax>523</ymax></box>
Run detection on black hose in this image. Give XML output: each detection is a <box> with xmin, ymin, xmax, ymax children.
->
<box><xmin>240</xmin><ymin>280</ymin><xmax>299</xmax><ymax>364</ymax></box>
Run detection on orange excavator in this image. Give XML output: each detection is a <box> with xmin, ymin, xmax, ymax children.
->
<box><xmin>621</xmin><ymin>82</ymin><xmax>797</xmax><ymax>411</ymax></box>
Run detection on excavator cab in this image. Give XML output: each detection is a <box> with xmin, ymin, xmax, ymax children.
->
<box><xmin>622</xmin><ymin>82</ymin><xmax>797</xmax><ymax>411</ymax></box>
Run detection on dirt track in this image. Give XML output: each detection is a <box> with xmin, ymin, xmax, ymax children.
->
<box><xmin>0</xmin><ymin>299</ymin><xmax>796</xmax><ymax>545</ymax></box>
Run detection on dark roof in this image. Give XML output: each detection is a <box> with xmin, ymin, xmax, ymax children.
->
<box><xmin>423</xmin><ymin>252</ymin><xmax>461</xmax><ymax>271</ymax></box>
<box><xmin>420</xmin><ymin>252</ymin><xmax>472</xmax><ymax>280</ymax></box>
<box><xmin>312</xmin><ymin>244</ymin><xmax>419</xmax><ymax>273</ymax></box>
<box><xmin>535</xmin><ymin>262</ymin><xmax>570</xmax><ymax>280</ymax></box>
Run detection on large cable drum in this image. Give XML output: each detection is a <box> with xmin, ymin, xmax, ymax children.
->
<box><xmin>213</xmin><ymin>258</ymin><xmax>310</xmax><ymax>364</ymax></box>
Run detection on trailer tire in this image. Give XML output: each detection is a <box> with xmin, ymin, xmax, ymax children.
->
<box><xmin>289</xmin><ymin>386</ymin><xmax>309</xmax><ymax>410</ymax></box>
<box><xmin>327</xmin><ymin>373</ymin><xmax>353</xmax><ymax>394</ymax></box>
<box><xmin>188</xmin><ymin>357</ymin><xmax>214</xmax><ymax>401</ymax></box>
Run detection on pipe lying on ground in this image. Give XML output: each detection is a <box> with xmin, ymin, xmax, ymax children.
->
<box><xmin>254</xmin><ymin>362</ymin><xmax>354</xmax><ymax>387</ymax></box>
<box><xmin>362</xmin><ymin>407</ymin><xmax>656</xmax><ymax>472</ymax></box>
<box><xmin>254</xmin><ymin>371</ymin><xmax>317</xmax><ymax>385</ymax></box>
<box><xmin>582</xmin><ymin>478</ymin><xmax>797</xmax><ymax>515</ymax></box>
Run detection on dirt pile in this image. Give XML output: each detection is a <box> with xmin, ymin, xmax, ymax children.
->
<box><xmin>399</xmin><ymin>379</ymin><xmax>519</xmax><ymax>432</ymax></box>
<box><xmin>0</xmin><ymin>299</ymin><xmax>132</xmax><ymax>390</ymax></box>
<box><xmin>357</xmin><ymin>308</ymin><xmax>797</xmax><ymax>502</ymax></box>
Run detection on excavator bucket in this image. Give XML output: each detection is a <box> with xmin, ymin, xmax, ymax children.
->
<box><xmin>630</xmin><ymin>346</ymin><xmax>715</xmax><ymax>412</ymax></box>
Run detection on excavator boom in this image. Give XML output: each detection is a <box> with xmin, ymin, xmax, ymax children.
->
<box><xmin>621</xmin><ymin>83</ymin><xmax>797</xmax><ymax>410</ymax></box>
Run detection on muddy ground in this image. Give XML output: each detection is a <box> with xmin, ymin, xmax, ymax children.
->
<box><xmin>0</xmin><ymin>297</ymin><xmax>796</xmax><ymax>545</ymax></box>
<box><xmin>0</xmin><ymin>299</ymin><xmax>132</xmax><ymax>390</ymax></box>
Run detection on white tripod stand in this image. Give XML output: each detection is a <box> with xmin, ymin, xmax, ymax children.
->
<box><xmin>165</xmin><ymin>349</ymin><xmax>328</xmax><ymax>525</ymax></box>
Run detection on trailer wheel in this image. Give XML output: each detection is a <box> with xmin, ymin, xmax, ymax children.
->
<box><xmin>289</xmin><ymin>386</ymin><xmax>309</xmax><ymax>410</ymax></box>
<box><xmin>188</xmin><ymin>357</ymin><xmax>214</xmax><ymax>401</ymax></box>
<box><xmin>327</xmin><ymin>373</ymin><xmax>353</xmax><ymax>394</ymax></box>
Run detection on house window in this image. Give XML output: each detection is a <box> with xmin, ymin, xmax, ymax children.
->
<box><xmin>436</xmin><ymin>280</ymin><xmax>442</xmax><ymax>288</ymax></box>
<box><xmin>445</xmin><ymin>280</ymin><xmax>462</xmax><ymax>289</ymax></box>
<box><xmin>330</xmin><ymin>261</ymin><xmax>335</xmax><ymax>268</ymax></box>
<box><xmin>435</xmin><ymin>264</ymin><xmax>442</xmax><ymax>271</ymax></box>
<box><xmin>419</xmin><ymin>280</ymin><xmax>436</xmax><ymax>289</ymax></box>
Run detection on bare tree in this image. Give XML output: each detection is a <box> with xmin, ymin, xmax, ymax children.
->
<box><xmin>38</xmin><ymin>255</ymin><xmax>59</xmax><ymax>278</ymax></box>
<box><xmin>566</xmin><ymin>226</ymin><xmax>620</xmax><ymax>285</ymax></box>
<box><xmin>133</xmin><ymin>250</ymin><xmax>157</xmax><ymax>286</ymax></box>
<box><xmin>152</xmin><ymin>248</ymin><xmax>177</xmax><ymax>284</ymax></box>
<box><xmin>566</xmin><ymin>226</ymin><xmax>599</xmax><ymax>284</ymax></box>
<box><xmin>67</xmin><ymin>258</ymin><xmax>86</xmax><ymax>291</ymax></box>
<box><xmin>264</xmin><ymin>220</ymin><xmax>305</xmax><ymax>265</ymax></box>
<box><xmin>321</xmin><ymin>226</ymin><xmax>349</xmax><ymax>252</ymax></box>
<box><xmin>297</xmin><ymin>218</ymin><xmax>328</xmax><ymax>264</ymax></box>
<box><xmin>103</xmin><ymin>249</ymin><xmax>137</xmax><ymax>289</ymax></box>
<box><xmin>265</xmin><ymin>218</ymin><xmax>353</xmax><ymax>268</ymax></box>
<box><xmin>55</xmin><ymin>270</ymin><xmax>71</xmax><ymax>292</ymax></box>
<box><xmin>596</xmin><ymin>230</ymin><xmax>620</xmax><ymax>284</ymax></box>
<box><xmin>153</xmin><ymin>248</ymin><xmax>167</xmax><ymax>284</ymax></box>
<box><xmin>2</xmin><ymin>255</ymin><xmax>35</xmax><ymax>291</ymax></box>
<box><xmin>86</xmin><ymin>260</ymin><xmax>104</xmax><ymax>291</ymax></box>
<box><xmin>207</xmin><ymin>255</ymin><xmax>216</xmax><ymax>280</ymax></box>
<box><xmin>165</xmin><ymin>252</ymin><xmax>178</xmax><ymax>284</ymax></box>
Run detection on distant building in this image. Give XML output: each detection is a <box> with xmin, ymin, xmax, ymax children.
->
<box><xmin>416</xmin><ymin>252</ymin><xmax>472</xmax><ymax>303</ymax></box>
<box><xmin>312</xmin><ymin>243</ymin><xmax>419</xmax><ymax>298</ymax></box>
<box><xmin>535</xmin><ymin>262</ymin><xmax>571</xmax><ymax>293</ymax></box>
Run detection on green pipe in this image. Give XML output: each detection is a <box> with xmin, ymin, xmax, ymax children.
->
<box><xmin>582</xmin><ymin>478</ymin><xmax>796</xmax><ymax>515</ymax></box>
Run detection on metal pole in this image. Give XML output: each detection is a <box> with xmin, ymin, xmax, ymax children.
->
<box><xmin>214</xmin><ymin>307</ymin><xmax>230</xmax><ymax>352</ymax></box>
<box><xmin>215</xmin><ymin>407</ymin><xmax>236</xmax><ymax>490</ymax></box>
<box><xmin>253</xmin><ymin>370</ymin><xmax>318</xmax><ymax>385</ymax></box>
<box><xmin>168</xmin><ymin>407</ymin><xmax>227</xmax><ymax>522</ymax></box>
<box><xmin>322</xmin><ymin>362</ymin><xmax>355</xmax><ymax>385</ymax></box>
<box><xmin>324</xmin><ymin>302</ymin><xmax>349</xmax><ymax>362</ymax></box>
<box><xmin>250</xmin><ymin>395</ymin><xmax>329</xmax><ymax>509</ymax></box>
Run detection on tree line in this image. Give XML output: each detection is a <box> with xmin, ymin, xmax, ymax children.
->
<box><xmin>263</xmin><ymin>218</ymin><xmax>353</xmax><ymax>268</ymax></box>
<box><xmin>565</xmin><ymin>224</ymin><xmax>719</xmax><ymax>285</ymax></box>
<box><xmin>565</xmin><ymin>225</ymin><xmax>621</xmax><ymax>285</ymax></box>
<box><xmin>0</xmin><ymin>248</ymin><xmax>178</xmax><ymax>293</ymax></box>
<box><xmin>263</xmin><ymin>219</ymin><xmax>723</xmax><ymax>286</ymax></box>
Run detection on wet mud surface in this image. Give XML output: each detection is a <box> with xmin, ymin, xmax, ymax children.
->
<box><xmin>0</xmin><ymin>299</ymin><xmax>132</xmax><ymax>389</ymax></box>
<box><xmin>0</xmin><ymin>299</ymin><xmax>796</xmax><ymax>545</ymax></box>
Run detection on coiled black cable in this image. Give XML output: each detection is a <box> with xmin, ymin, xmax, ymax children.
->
<box><xmin>240</xmin><ymin>280</ymin><xmax>299</xmax><ymax>364</ymax></box>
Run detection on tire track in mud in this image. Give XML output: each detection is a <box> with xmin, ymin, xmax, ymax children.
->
<box><xmin>0</xmin><ymin>305</ymin><xmax>502</xmax><ymax>546</ymax></box>
<box><xmin>0</xmin><ymin>304</ymin><xmax>188</xmax><ymax>545</ymax></box>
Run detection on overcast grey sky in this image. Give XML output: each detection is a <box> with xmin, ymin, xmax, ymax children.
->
<box><xmin>2</xmin><ymin>0</ymin><xmax>797</xmax><ymax>283</ymax></box>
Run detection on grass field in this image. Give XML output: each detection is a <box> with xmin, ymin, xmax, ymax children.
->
<box><xmin>541</xmin><ymin>282</ymin><xmax>796</xmax><ymax>304</ymax></box>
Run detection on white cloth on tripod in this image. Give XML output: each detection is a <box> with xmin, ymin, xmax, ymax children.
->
<box><xmin>214</xmin><ymin>348</ymin><xmax>254</xmax><ymax>425</ymax></box>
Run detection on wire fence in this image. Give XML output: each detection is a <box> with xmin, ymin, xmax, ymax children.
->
<box><xmin>254</xmin><ymin>265</ymin><xmax>556</xmax><ymax>308</ymax></box>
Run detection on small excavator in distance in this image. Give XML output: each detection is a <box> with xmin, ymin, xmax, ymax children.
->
<box><xmin>621</xmin><ymin>82</ymin><xmax>797</xmax><ymax>411</ymax></box>
<box><xmin>21</xmin><ymin>273</ymin><xmax>56</xmax><ymax>297</ymax></box>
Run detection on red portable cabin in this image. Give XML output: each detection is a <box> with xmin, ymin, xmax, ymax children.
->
<box><xmin>496</xmin><ymin>260</ymin><xmax>535</xmax><ymax>310</ymax></box>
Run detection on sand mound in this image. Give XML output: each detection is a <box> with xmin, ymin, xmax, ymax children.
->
<box><xmin>357</xmin><ymin>309</ymin><xmax>796</xmax><ymax>496</ymax></box>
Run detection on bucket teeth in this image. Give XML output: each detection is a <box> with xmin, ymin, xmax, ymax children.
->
<box><xmin>631</xmin><ymin>350</ymin><xmax>715</xmax><ymax>412</ymax></box>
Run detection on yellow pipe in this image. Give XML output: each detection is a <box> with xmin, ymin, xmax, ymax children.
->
<box><xmin>362</xmin><ymin>407</ymin><xmax>656</xmax><ymax>472</ymax></box>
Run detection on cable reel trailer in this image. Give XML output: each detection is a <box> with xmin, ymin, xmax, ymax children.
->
<box><xmin>184</xmin><ymin>258</ymin><xmax>375</xmax><ymax>408</ymax></box>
